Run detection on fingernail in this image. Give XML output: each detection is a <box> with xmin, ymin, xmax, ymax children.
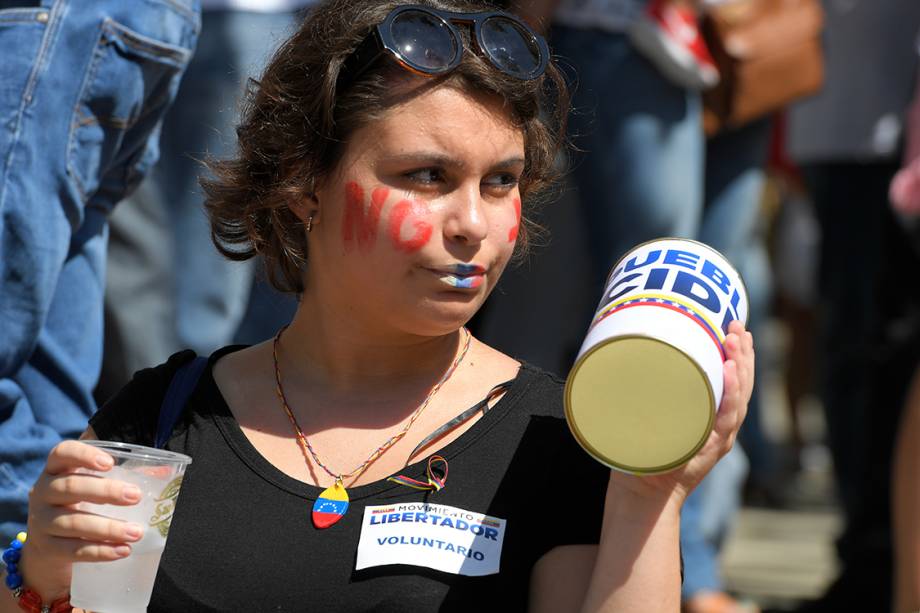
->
<box><xmin>95</xmin><ymin>454</ymin><xmax>114</xmax><ymax>469</ymax></box>
<box><xmin>123</xmin><ymin>485</ymin><xmax>141</xmax><ymax>502</ymax></box>
<box><xmin>114</xmin><ymin>545</ymin><xmax>131</xmax><ymax>556</ymax></box>
<box><xmin>125</xmin><ymin>524</ymin><xmax>143</xmax><ymax>539</ymax></box>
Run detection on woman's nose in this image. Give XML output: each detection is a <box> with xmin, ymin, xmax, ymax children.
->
<box><xmin>442</xmin><ymin>185</ymin><xmax>489</xmax><ymax>245</ymax></box>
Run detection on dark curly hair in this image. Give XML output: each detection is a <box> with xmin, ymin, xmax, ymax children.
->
<box><xmin>202</xmin><ymin>0</ymin><xmax>569</xmax><ymax>293</ymax></box>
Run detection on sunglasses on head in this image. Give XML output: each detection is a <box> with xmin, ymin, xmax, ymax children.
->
<box><xmin>340</xmin><ymin>4</ymin><xmax>550</xmax><ymax>88</ymax></box>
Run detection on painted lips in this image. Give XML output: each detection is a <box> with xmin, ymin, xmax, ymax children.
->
<box><xmin>431</xmin><ymin>264</ymin><xmax>486</xmax><ymax>289</ymax></box>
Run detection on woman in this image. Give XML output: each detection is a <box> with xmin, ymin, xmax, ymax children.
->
<box><xmin>3</xmin><ymin>0</ymin><xmax>754</xmax><ymax>610</ymax></box>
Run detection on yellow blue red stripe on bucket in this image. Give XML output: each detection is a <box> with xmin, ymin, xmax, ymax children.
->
<box><xmin>593</xmin><ymin>294</ymin><xmax>727</xmax><ymax>360</ymax></box>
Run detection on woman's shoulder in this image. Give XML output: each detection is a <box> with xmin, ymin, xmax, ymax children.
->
<box><xmin>512</xmin><ymin>361</ymin><xmax>568</xmax><ymax>420</ymax></box>
<box><xmin>470</xmin><ymin>339</ymin><xmax>567</xmax><ymax>411</ymax></box>
<box><xmin>471</xmin><ymin>341</ymin><xmax>568</xmax><ymax>420</ymax></box>
<box><xmin>516</xmin><ymin>360</ymin><xmax>567</xmax><ymax>391</ymax></box>
<box><xmin>88</xmin><ymin>347</ymin><xmax>239</xmax><ymax>445</ymax></box>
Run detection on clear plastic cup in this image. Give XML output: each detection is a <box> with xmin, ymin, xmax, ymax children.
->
<box><xmin>69</xmin><ymin>441</ymin><xmax>191</xmax><ymax>613</ymax></box>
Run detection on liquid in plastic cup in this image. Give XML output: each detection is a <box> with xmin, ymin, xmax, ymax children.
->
<box><xmin>69</xmin><ymin>440</ymin><xmax>191</xmax><ymax>613</ymax></box>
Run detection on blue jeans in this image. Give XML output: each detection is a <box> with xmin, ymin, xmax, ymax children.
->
<box><xmin>99</xmin><ymin>10</ymin><xmax>301</xmax><ymax>401</ymax></box>
<box><xmin>702</xmin><ymin>119</ymin><xmax>775</xmax><ymax>491</ymax></box>
<box><xmin>552</xmin><ymin>26</ymin><xmax>771</xmax><ymax>597</ymax></box>
<box><xmin>683</xmin><ymin>120</ymin><xmax>771</xmax><ymax>597</ymax></box>
<box><xmin>551</xmin><ymin>27</ymin><xmax>704</xmax><ymax>287</ymax></box>
<box><xmin>0</xmin><ymin>0</ymin><xmax>199</xmax><ymax>539</ymax></box>
<box><xmin>680</xmin><ymin>444</ymin><xmax>749</xmax><ymax>595</ymax></box>
<box><xmin>158</xmin><ymin>10</ymin><xmax>302</xmax><ymax>354</ymax></box>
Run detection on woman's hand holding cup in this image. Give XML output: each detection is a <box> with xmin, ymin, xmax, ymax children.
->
<box><xmin>19</xmin><ymin>440</ymin><xmax>142</xmax><ymax>600</ymax></box>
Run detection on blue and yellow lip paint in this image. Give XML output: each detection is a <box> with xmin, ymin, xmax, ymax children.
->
<box><xmin>439</xmin><ymin>274</ymin><xmax>483</xmax><ymax>289</ymax></box>
<box><xmin>437</xmin><ymin>264</ymin><xmax>485</xmax><ymax>289</ymax></box>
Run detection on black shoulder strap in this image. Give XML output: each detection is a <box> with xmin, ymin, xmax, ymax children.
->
<box><xmin>155</xmin><ymin>356</ymin><xmax>208</xmax><ymax>449</ymax></box>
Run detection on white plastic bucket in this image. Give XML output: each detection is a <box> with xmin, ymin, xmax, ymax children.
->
<box><xmin>564</xmin><ymin>238</ymin><xmax>749</xmax><ymax>474</ymax></box>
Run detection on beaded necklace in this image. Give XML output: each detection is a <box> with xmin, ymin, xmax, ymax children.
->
<box><xmin>272</xmin><ymin>326</ymin><xmax>472</xmax><ymax>528</ymax></box>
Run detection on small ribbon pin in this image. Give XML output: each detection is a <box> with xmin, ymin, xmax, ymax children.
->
<box><xmin>388</xmin><ymin>455</ymin><xmax>448</xmax><ymax>491</ymax></box>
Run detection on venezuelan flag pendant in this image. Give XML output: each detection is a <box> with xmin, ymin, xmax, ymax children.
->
<box><xmin>312</xmin><ymin>478</ymin><xmax>349</xmax><ymax>529</ymax></box>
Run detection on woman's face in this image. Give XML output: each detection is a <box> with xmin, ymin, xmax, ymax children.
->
<box><xmin>303</xmin><ymin>84</ymin><xmax>525</xmax><ymax>337</ymax></box>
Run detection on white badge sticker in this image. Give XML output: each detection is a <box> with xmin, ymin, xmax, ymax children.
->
<box><xmin>356</xmin><ymin>502</ymin><xmax>506</xmax><ymax>576</ymax></box>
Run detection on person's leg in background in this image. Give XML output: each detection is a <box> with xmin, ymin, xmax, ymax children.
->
<box><xmin>679</xmin><ymin>119</ymin><xmax>772</xmax><ymax>613</ymax></box>
<box><xmin>551</xmin><ymin>26</ymin><xmax>704</xmax><ymax>292</ymax></box>
<box><xmin>892</xmin><ymin>201</ymin><xmax>920</xmax><ymax>613</ymax></box>
<box><xmin>702</xmin><ymin>119</ymin><xmax>776</xmax><ymax>497</ymax></box>
<box><xmin>169</xmin><ymin>9</ymin><xmax>303</xmax><ymax>350</ymax></box>
<box><xmin>158</xmin><ymin>9</ymin><xmax>265</xmax><ymax>355</ymax></box>
<box><xmin>99</xmin><ymin>8</ymin><xmax>304</xmax><ymax>400</ymax></box>
<box><xmin>799</xmin><ymin>161</ymin><xmax>920</xmax><ymax>612</ymax></box>
<box><xmin>681</xmin><ymin>444</ymin><xmax>750</xmax><ymax>608</ymax></box>
<box><xmin>893</xmin><ymin>367</ymin><xmax>920</xmax><ymax>613</ymax></box>
<box><xmin>0</xmin><ymin>0</ymin><xmax>199</xmax><ymax>540</ymax></box>
<box><xmin>472</xmin><ymin>25</ymin><xmax>705</xmax><ymax>374</ymax></box>
<box><xmin>552</xmin><ymin>27</ymin><xmax>755</xmax><ymax>609</ymax></box>
<box><xmin>227</xmin><ymin>12</ymin><xmax>304</xmax><ymax>347</ymax></box>
<box><xmin>552</xmin><ymin>30</ymin><xmax>763</xmax><ymax>610</ymax></box>
<box><xmin>96</xmin><ymin>179</ymin><xmax>176</xmax><ymax>403</ymax></box>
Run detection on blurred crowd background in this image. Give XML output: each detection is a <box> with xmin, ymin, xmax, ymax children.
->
<box><xmin>88</xmin><ymin>0</ymin><xmax>920</xmax><ymax>611</ymax></box>
<box><xmin>2</xmin><ymin>0</ymin><xmax>919</xmax><ymax>612</ymax></box>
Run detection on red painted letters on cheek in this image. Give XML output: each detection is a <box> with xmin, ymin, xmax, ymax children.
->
<box><xmin>342</xmin><ymin>182</ymin><xmax>386</xmax><ymax>252</ymax></box>
<box><xmin>388</xmin><ymin>200</ymin><xmax>433</xmax><ymax>253</ymax></box>
<box><xmin>341</xmin><ymin>182</ymin><xmax>432</xmax><ymax>253</ymax></box>
<box><xmin>508</xmin><ymin>198</ymin><xmax>522</xmax><ymax>243</ymax></box>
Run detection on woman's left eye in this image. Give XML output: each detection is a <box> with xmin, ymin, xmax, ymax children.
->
<box><xmin>482</xmin><ymin>173</ymin><xmax>519</xmax><ymax>189</ymax></box>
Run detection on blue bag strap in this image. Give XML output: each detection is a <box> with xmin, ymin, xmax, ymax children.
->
<box><xmin>155</xmin><ymin>356</ymin><xmax>208</xmax><ymax>449</ymax></box>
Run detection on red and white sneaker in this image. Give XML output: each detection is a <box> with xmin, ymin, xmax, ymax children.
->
<box><xmin>629</xmin><ymin>0</ymin><xmax>720</xmax><ymax>91</ymax></box>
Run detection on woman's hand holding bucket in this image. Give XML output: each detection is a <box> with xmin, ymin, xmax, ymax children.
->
<box><xmin>578</xmin><ymin>321</ymin><xmax>755</xmax><ymax>613</ymax></box>
<box><xmin>607</xmin><ymin>320</ymin><xmax>755</xmax><ymax>507</ymax></box>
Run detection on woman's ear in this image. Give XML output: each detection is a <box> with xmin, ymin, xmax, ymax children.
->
<box><xmin>290</xmin><ymin>189</ymin><xmax>320</xmax><ymax>229</ymax></box>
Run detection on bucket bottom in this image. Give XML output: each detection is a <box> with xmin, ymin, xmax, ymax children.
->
<box><xmin>565</xmin><ymin>336</ymin><xmax>715</xmax><ymax>474</ymax></box>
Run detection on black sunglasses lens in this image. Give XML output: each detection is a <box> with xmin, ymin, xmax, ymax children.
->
<box><xmin>391</xmin><ymin>10</ymin><xmax>458</xmax><ymax>72</ymax></box>
<box><xmin>480</xmin><ymin>17</ymin><xmax>541</xmax><ymax>78</ymax></box>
